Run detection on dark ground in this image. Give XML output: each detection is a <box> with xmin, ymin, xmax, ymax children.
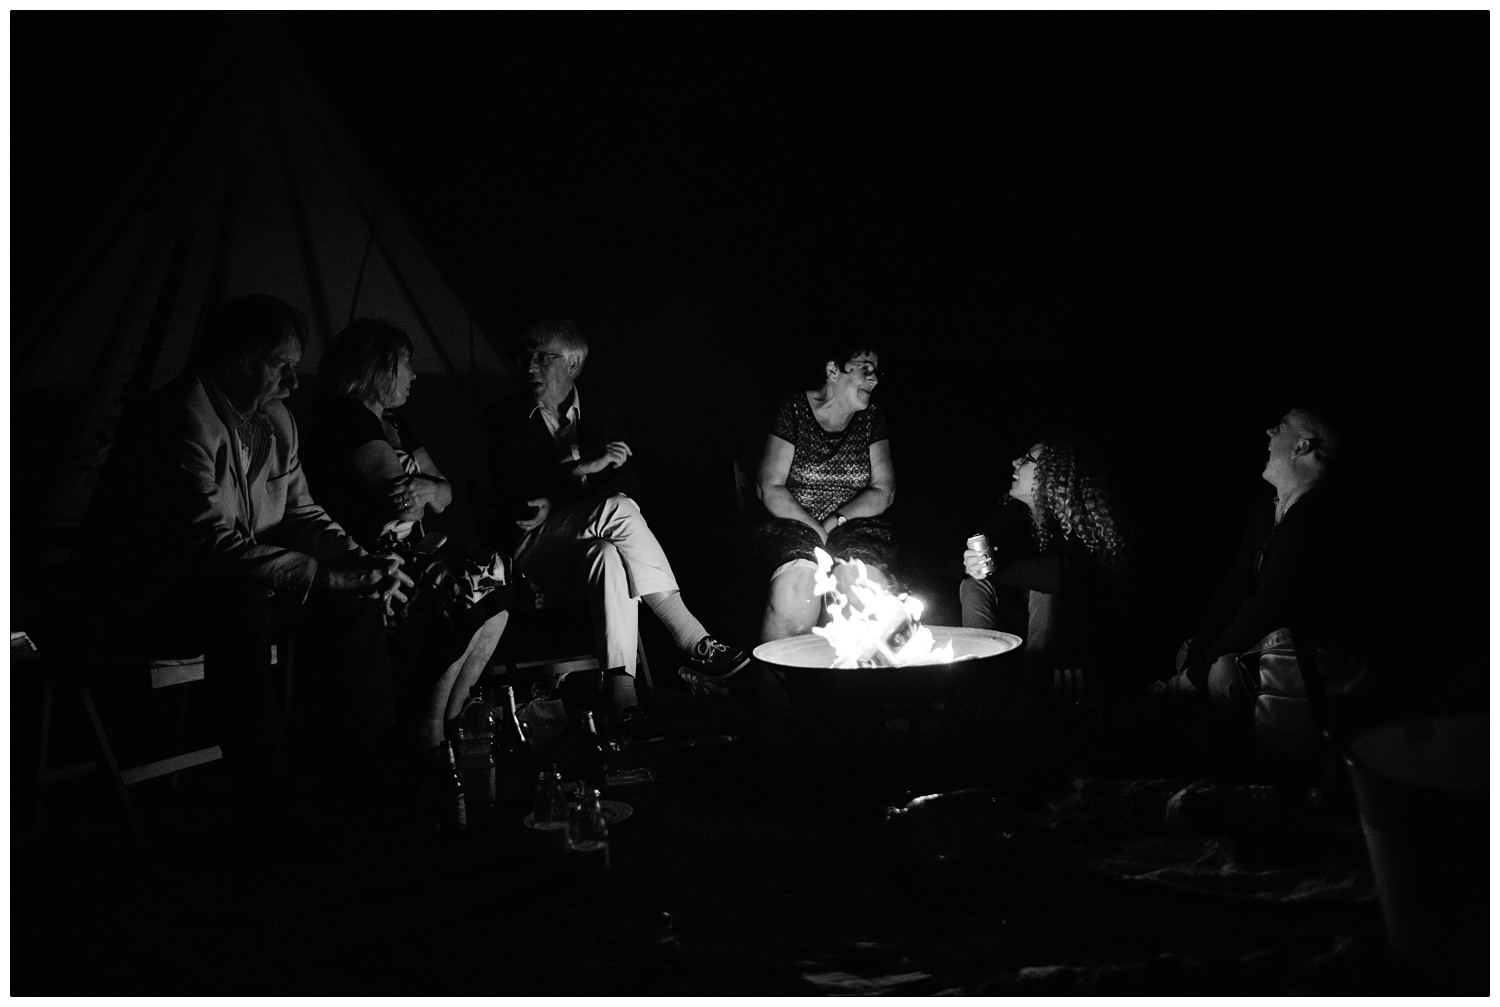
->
<box><xmin>12</xmin><ymin>661</ymin><xmax>1471</xmax><ymax>996</ymax></box>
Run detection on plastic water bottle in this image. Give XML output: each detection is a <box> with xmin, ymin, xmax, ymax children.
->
<box><xmin>456</xmin><ymin>685</ymin><xmax>496</xmax><ymax>806</ymax></box>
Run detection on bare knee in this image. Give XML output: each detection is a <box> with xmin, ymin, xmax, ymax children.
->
<box><xmin>762</xmin><ymin>567</ymin><xmax>821</xmax><ymax>640</ymax></box>
<box><xmin>958</xmin><ymin>577</ymin><xmax>989</xmax><ymax>604</ymax></box>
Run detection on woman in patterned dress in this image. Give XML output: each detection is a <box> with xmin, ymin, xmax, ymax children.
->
<box><xmin>754</xmin><ymin>342</ymin><xmax>895</xmax><ymax>642</ymax></box>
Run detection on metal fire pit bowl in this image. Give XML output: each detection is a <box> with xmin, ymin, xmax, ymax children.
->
<box><xmin>753</xmin><ymin>627</ymin><xmax>1021</xmax><ymax>721</ymax></box>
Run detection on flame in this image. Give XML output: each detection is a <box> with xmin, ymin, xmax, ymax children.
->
<box><xmin>810</xmin><ymin>547</ymin><xmax>955</xmax><ymax>668</ymax></box>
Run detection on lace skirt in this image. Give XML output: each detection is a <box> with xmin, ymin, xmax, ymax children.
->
<box><xmin>750</xmin><ymin>515</ymin><xmax>898</xmax><ymax>578</ymax></box>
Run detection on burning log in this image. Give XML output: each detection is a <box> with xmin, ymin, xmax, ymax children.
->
<box><xmin>810</xmin><ymin>547</ymin><xmax>954</xmax><ymax>669</ymax></box>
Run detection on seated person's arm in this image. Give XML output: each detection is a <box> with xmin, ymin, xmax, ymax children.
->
<box><xmin>819</xmin><ymin>439</ymin><xmax>896</xmax><ymax>534</ymax></box>
<box><xmin>570</xmin><ymin>441</ymin><xmax>632</xmax><ymax>481</ymax></box>
<box><xmin>399</xmin><ymin>447</ymin><xmax>453</xmax><ymax>515</ymax></box>
<box><xmin>174</xmin><ymin>431</ymin><xmax>350</xmax><ymax>601</ymax></box>
<box><xmin>565</xmin><ymin>397</ymin><xmax>641</xmax><ymax>502</ymax></box>
<box><xmin>992</xmin><ymin>556</ymin><xmax>1066</xmax><ymax>594</ymax></box>
<box><xmin>1183</xmin><ymin>509</ymin><xmax>1267</xmax><ymax>679</ymax></box>
<box><xmin>1195</xmin><ymin>520</ymin><xmax>1326</xmax><ymax>670</ymax></box>
<box><xmin>963</xmin><ymin>500</ymin><xmax>1064</xmax><ymax>591</ymax></box>
<box><xmin>346</xmin><ymin>439</ymin><xmax>427</xmax><ymax>523</ymax></box>
<box><xmin>757</xmin><ymin>434</ymin><xmax>826</xmax><ymax>538</ymax></box>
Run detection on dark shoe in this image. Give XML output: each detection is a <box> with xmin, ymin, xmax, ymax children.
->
<box><xmin>686</xmin><ymin>637</ymin><xmax>751</xmax><ymax>680</ymax></box>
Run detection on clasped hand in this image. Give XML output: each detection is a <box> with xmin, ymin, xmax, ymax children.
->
<box><xmin>317</xmin><ymin>553</ymin><xmax>415</xmax><ymax>617</ymax></box>
<box><xmin>388</xmin><ymin>475</ymin><xmax>435</xmax><ymax>515</ymax></box>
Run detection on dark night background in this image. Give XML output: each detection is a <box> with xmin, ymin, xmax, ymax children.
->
<box><xmin>11</xmin><ymin>14</ymin><xmax>1490</xmax><ymax>710</ymax></box>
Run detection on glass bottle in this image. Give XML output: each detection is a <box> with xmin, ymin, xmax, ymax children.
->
<box><xmin>531</xmin><ymin>763</ymin><xmax>569</xmax><ymax>830</ymax></box>
<box><xmin>456</xmin><ymin>685</ymin><xmax>496</xmax><ymax>806</ymax></box>
<box><xmin>580</xmin><ymin>710</ymin><xmax>609</xmax><ymax>794</ymax></box>
<box><xmin>566</xmin><ymin>787</ymin><xmax>610</xmax><ymax>878</ymax></box>
<box><xmin>496</xmin><ymin>685</ymin><xmax>534</xmax><ymax>805</ymax></box>
<box><xmin>435</xmin><ymin>740</ymin><xmax>466</xmax><ymax>831</ymax></box>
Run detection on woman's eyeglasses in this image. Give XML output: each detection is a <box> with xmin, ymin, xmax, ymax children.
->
<box><xmin>842</xmin><ymin>362</ymin><xmax>880</xmax><ymax>379</ymax></box>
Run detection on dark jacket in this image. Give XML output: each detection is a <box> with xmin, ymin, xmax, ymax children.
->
<box><xmin>484</xmin><ymin>383</ymin><xmax>642</xmax><ymax>553</ymax></box>
<box><xmin>1185</xmin><ymin>481</ymin><xmax>1351</xmax><ymax>687</ymax></box>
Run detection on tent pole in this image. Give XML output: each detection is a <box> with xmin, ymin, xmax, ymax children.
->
<box><xmin>345</xmin><ymin>192</ymin><xmax>379</xmax><ymax>331</ymax></box>
<box><xmin>271</xmin><ymin>101</ymin><xmax>335</xmax><ymax>350</ymax></box>
<box><xmin>286</xmin><ymin>62</ymin><xmax>512</xmax><ymax>411</ymax></box>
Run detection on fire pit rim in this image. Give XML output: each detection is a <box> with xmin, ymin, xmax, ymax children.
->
<box><xmin>752</xmin><ymin>626</ymin><xmax>1022</xmax><ymax>669</ymax></box>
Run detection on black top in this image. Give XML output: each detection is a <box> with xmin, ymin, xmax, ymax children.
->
<box><xmin>484</xmin><ymin>383</ymin><xmax>641</xmax><ymax>553</ymax></box>
<box><xmin>979</xmin><ymin>496</ymin><xmax>1112</xmax><ymax>668</ymax></box>
<box><xmin>1184</xmin><ymin>482</ymin><xmax>1351</xmax><ymax>688</ymax></box>
<box><xmin>980</xmin><ymin>496</ymin><xmax>1081</xmax><ymax>595</ymax></box>
<box><xmin>306</xmin><ymin>395</ymin><xmax>425</xmax><ymax>549</ymax></box>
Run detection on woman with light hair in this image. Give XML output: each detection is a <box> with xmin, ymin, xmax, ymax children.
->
<box><xmin>310</xmin><ymin>318</ymin><xmax>514</xmax><ymax>758</ymax></box>
<box><xmin>960</xmin><ymin>433</ymin><xmax>1128</xmax><ymax>713</ymax></box>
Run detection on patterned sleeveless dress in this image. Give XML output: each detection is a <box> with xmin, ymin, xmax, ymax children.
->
<box><xmin>752</xmin><ymin>392</ymin><xmax>897</xmax><ymax>576</ymax></box>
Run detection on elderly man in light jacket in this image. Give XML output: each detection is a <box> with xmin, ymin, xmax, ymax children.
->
<box><xmin>78</xmin><ymin>295</ymin><xmax>412</xmax><ymax>795</ymax></box>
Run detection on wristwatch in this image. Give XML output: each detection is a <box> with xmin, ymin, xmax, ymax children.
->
<box><xmin>835</xmin><ymin>513</ymin><xmax>847</xmax><ymax>527</ymax></box>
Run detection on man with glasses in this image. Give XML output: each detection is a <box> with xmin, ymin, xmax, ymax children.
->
<box><xmin>1162</xmin><ymin>406</ymin><xmax>1350</xmax><ymax>714</ymax></box>
<box><xmin>485</xmin><ymin>319</ymin><xmax>749</xmax><ymax>715</ymax></box>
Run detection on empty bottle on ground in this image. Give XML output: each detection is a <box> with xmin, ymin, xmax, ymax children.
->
<box><xmin>496</xmin><ymin>684</ymin><xmax>534</xmax><ymax>804</ymax></box>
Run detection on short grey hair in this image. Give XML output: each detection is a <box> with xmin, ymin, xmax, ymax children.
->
<box><xmin>523</xmin><ymin>318</ymin><xmax>589</xmax><ymax>368</ymax></box>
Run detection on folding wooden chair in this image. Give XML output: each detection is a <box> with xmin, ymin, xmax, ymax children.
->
<box><xmin>28</xmin><ymin>636</ymin><xmax>286</xmax><ymax>850</ymax></box>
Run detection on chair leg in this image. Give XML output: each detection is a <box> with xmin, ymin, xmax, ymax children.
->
<box><xmin>169</xmin><ymin>682</ymin><xmax>190</xmax><ymax>792</ymax></box>
<box><xmin>279</xmin><ymin>635</ymin><xmax>300</xmax><ymax>719</ymax></box>
<box><xmin>76</xmin><ymin>680</ymin><xmax>148</xmax><ymax>851</ymax></box>
<box><xmin>35</xmin><ymin>677</ymin><xmax>54</xmax><ymax>835</ymax></box>
<box><xmin>636</xmin><ymin>637</ymin><xmax>653</xmax><ymax>697</ymax></box>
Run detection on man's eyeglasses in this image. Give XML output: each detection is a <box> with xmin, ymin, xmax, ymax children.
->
<box><xmin>518</xmin><ymin>350</ymin><xmax>565</xmax><ymax>367</ymax></box>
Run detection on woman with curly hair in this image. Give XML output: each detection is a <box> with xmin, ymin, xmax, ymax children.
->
<box><xmin>960</xmin><ymin>434</ymin><xmax>1127</xmax><ymax>710</ymax></box>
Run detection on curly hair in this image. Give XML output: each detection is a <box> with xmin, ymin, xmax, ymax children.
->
<box><xmin>1029</xmin><ymin>434</ymin><xmax>1128</xmax><ymax>571</ymax></box>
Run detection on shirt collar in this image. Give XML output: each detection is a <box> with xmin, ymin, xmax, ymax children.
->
<box><xmin>204</xmin><ymin>373</ymin><xmax>270</xmax><ymax>434</ymax></box>
<box><xmin>1273</xmin><ymin>478</ymin><xmax>1320</xmax><ymax>524</ymax></box>
<box><xmin>529</xmin><ymin>386</ymin><xmax>581</xmax><ymax>423</ymax></box>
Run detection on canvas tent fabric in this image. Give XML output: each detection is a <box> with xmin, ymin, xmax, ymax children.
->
<box><xmin>13</xmin><ymin>26</ymin><xmax>520</xmax><ymax>589</ymax></box>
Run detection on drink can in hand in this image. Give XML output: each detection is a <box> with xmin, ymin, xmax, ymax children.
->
<box><xmin>967</xmin><ymin>533</ymin><xmax>995</xmax><ymax>578</ymax></box>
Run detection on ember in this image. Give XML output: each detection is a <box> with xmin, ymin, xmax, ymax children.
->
<box><xmin>810</xmin><ymin>547</ymin><xmax>955</xmax><ymax>668</ymax></box>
